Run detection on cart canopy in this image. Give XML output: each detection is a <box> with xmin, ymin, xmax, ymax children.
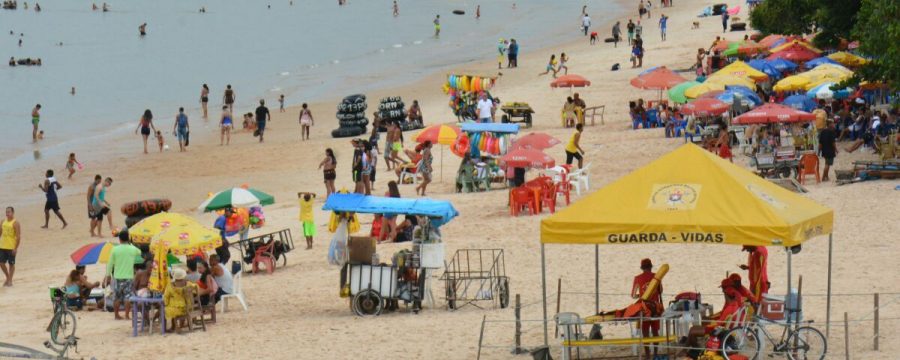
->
<box><xmin>540</xmin><ymin>144</ymin><xmax>833</xmax><ymax>247</ymax></box>
<box><xmin>323</xmin><ymin>193</ymin><xmax>459</xmax><ymax>227</ymax></box>
<box><xmin>460</xmin><ymin>123</ymin><xmax>520</xmax><ymax>134</ymax></box>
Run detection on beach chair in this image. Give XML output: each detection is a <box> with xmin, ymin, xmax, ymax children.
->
<box><xmin>796</xmin><ymin>154</ymin><xmax>820</xmax><ymax>184</ymax></box>
<box><xmin>221</xmin><ymin>264</ymin><xmax>248</xmax><ymax>312</ymax></box>
<box><xmin>509</xmin><ymin>187</ymin><xmax>537</xmax><ymax>216</ymax></box>
<box><xmin>398</xmin><ymin>160</ymin><xmax>422</xmax><ymax>185</ymax></box>
<box><xmin>473</xmin><ymin>164</ymin><xmax>492</xmax><ymax>191</ymax></box>
<box><xmin>251</xmin><ymin>240</ymin><xmax>276</xmax><ymax>275</ymax></box>
<box><xmin>568</xmin><ymin>163</ymin><xmax>591</xmax><ymax>195</ymax></box>
<box><xmin>183</xmin><ymin>286</ymin><xmax>206</xmax><ymax>333</ymax></box>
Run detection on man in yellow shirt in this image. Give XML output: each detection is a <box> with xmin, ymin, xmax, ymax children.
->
<box><xmin>0</xmin><ymin>207</ymin><xmax>21</xmax><ymax>287</ymax></box>
<box><xmin>565</xmin><ymin>124</ymin><xmax>585</xmax><ymax>169</ymax></box>
<box><xmin>299</xmin><ymin>192</ymin><xmax>316</xmax><ymax>249</ymax></box>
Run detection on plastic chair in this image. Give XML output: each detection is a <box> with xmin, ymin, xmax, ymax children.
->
<box><xmin>567</xmin><ymin>168</ymin><xmax>586</xmax><ymax>196</ymax></box>
<box><xmin>509</xmin><ymin>187</ymin><xmax>537</xmax><ymax>216</ymax></box>
<box><xmin>540</xmin><ymin>182</ymin><xmax>558</xmax><ymax>213</ymax></box>
<box><xmin>646</xmin><ymin>109</ymin><xmax>659</xmax><ymax>128</ymax></box>
<box><xmin>221</xmin><ymin>269</ymin><xmax>248</xmax><ymax>312</ymax></box>
<box><xmin>797</xmin><ymin>154</ymin><xmax>820</xmax><ymax>184</ymax></box>
<box><xmin>183</xmin><ymin>285</ymin><xmax>207</xmax><ymax>332</ymax></box>
<box><xmin>251</xmin><ymin>240</ymin><xmax>276</xmax><ymax>274</ymax></box>
<box><xmin>399</xmin><ymin>161</ymin><xmax>422</xmax><ymax>185</ymax></box>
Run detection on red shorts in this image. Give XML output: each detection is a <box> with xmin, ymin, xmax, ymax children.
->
<box><xmin>640</xmin><ymin>319</ymin><xmax>660</xmax><ymax>334</ymax></box>
<box><xmin>718</xmin><ymin>144</ymin><xmax>732</xmax><ymax>159</ymax></box>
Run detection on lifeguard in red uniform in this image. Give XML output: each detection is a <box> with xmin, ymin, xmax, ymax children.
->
<box><xmin>632</xmin><ymin>258</ymin><xmax>663</xmax><ymax>359</ymax></box>
<box><xmin>740</xmin><ymin>245</ymin><xmax>769</xmax><ymax>299</ymax></box>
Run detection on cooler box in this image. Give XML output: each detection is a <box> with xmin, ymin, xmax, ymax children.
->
<box><xmin>348</xmin><ymin>236</ymin><xmax>376</xmax><ymax>264</ymax></box>
<box><xmin>760</xmin><ymin>294</ymin><xmax>785</xmax><ymax>321</ymax></box>
<box><xmin>348</xmin><ymin>264</ymin><xmax>398</xmax><ymax>298</ymax></box>
<box><xmin>418</xmin><ymin>243</ymin><xmax>445</xmax><ymax>269</ymax></box>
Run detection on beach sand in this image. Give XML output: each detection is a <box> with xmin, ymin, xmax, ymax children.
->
<box><xmin>1</xmin><ymin>0</ymin><xmax>898</xmax><ymax>359</ymax></box>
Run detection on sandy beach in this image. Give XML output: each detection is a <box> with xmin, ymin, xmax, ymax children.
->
<box><xmin>1</xmin><ymin>0</ymin><xmax>898</xmax><ymax>359</ymax></box>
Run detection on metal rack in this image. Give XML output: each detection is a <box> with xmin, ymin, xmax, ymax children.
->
<box><xmin>441</xmin><ymin>248</ymin><xmax>509</xmax><ymax>310</ymax></box>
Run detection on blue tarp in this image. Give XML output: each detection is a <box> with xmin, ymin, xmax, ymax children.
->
<box><xmin>322</xmin><ymin>193</ymin><xmax>459</xmax><ymax>227</ymax></box>
<box><xmin>460</xmin><ymin>122</ymin><xmax>520</xmax><ymax>134</ymax></box>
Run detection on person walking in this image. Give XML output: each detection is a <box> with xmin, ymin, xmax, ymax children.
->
<box><xmin>91</xmin><ymin>177</ymin><xmax>114</xmax><ymax>236</ymax></box>
<box><xmin>219</xmin><ymin>106</ymin><xmax>233</xmax><ymax>146</ymax></box>
<box><xmin>626</xmin><ymin>19</ymin><xmax>635</xmax><ymax>45</ymax></box>
<box><xmin>39</xmin><ymin>169</ymin><xmax>67</xmax><ymax>229</ymax></box>
<box><xmin>31</xmin><ymin>104</ymin><xmax>41</xmax><ymax>143</ymax></box>
<box><xmin>87</xmin><ymin>175</ymin><xmax>101</xmax><ymax>237</ymax></box>
<box><xmin>538</xmin><ymin>54</ymin><xmax>558</xmax><ymax>77</ymax></box>
<box><xmin>414</xmin><ymin>141</ymin><xmax>433</xmax><ymax>196</ymax></box>
<box><xmin>104</xmin><ymin>232</ymin><xmax>141</xmax><ymax>319</ymax></box>
<box><xmin>581</xmin><ymin>13</ymin><xmax>591</xmax><ymax>36</ymax></box>
<box><xmin>507</xmin><ymin>39</ymin><xmax>518</xmax><ymax>68</ymax></box>
<box><xmin>612</xmin><ymin>21</ymin><xmax>622</xmax><ymax>47</ymax></box>
<box><xmin>392</xmin><ymin>0</ymin><xmax>398</xmax><ymax>16</ymax></box>
<box><xmin>721</xmin><ymin>10</ymin><xmax>729</xmax><ymax>33</ymax></box>
<box><xmin>298</xmin><ymin>192</ymin><xmax>316</xmax><ymax>249</ymax></box>
<box><xmin>0</xmin><ymin>207</ymin><xmax>21</xmax><ymax>287</ymax></box>
<box><xmin>174</xmin><ymin>107</ymin><xmax>190</xmax><ymax>152</ymax></box>
<box><xmin>200</xmin><ymin>84</ymin><xmax>209</xmax><ymax>119</ymax></box>
<box><xmin>134</xmin><ymin>109</ymin><xmax>156</xmax><ymax>154</ymax></box>
<box><xmin>658</xmin><ymin>14</ymin><xmax>668</xmax><ymax>41</ymax></box>
<box><xmin>565</xmin><ymin>123</ymin><xmax>585</xmax><ymax>169</ymax></box>
<box><xmin>433</xmin><ymin>15</ymin><xmax>440</xmax><ymax>37</ymax></box>
<box><xmin>223</xmin><ymin>84</ymin><xmax>236</xmax><ymax>112</ymax></box>
<box><xmin>299</xmin><ymin>103</ymin><xmax>314</xmax><ymax>140</ymax></box>
<box><xmin>818</xmin><ymin>119</ymin><xmax>838</xmax><ymax>181</ymax></box>
<box><xmin>558</xmin><ymin>53</ymin><xmax>569</xmax><ymax>75</ymax></box>
<box><xmin>476</xmin><ymin>93</ymin><xmax>495</xmax><ymax>123</ymax></box>
<box><xmin>255</xmin><ymin>99</ymin><xmax>270</xmax><ymax>143</ymax></box>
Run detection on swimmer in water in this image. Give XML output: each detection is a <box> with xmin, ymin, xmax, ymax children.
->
<box><xmin>139</xmin><ymin>23</ymin><xmax>147</xmax><ymax>36</ymax></box>
<box><xmin>433</xmin><ymin>15</ymin><xmax>440</xmax><ymax>37</ymax></box>
<box><xmin>392</xmin><ymin>0</ymin><xmax>398</xmax><ymax>16</ymax></box>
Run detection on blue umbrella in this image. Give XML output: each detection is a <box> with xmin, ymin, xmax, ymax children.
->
<box><xmin>747</xmin><ymin>59</ymin><xmax>782</xmax><ymax>80</ymax></box>
<box><xmin>638</xmin><ymin>66</ymin><xmax>661</xmax><ymax>76</ymax></box>
<box><xmin>804</xmin><ymin>56</ymin><xmax>840</xmax><ymax>69</ymax></box>
<box><xmin>723</xmin><ymin>85</ymin><xmax>763</xmax><ymax>106</ymax></box>
<box><xmin>768</xmin><ymin>58</ymin><xmax>798</xmax><ymax>73</ymax></box>
<box><xmin>783</xmin><ymin>94</ymin><xmax>818</xmax><ymax>112</ymax></box>
<box><xmin>806</xmin><ymin>82</ymin><xmax>852</xmax><ymax>100</ymax></box>
<box><xmin>768</xmin><ymin>38</ymin><xmax>787</xmax><ymax>49</ymax></box>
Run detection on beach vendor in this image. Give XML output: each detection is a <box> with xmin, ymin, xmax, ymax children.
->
<box><xmin>632</xmin><ymin>258</ymin><xmax>663</xmax><ymax>359</ymax></box>
<box><xmin>212</xmin><ymin>208</ymin><xmax>234</xmax><ymax>265</ymax></box>
<box><xmin>298</xmin><ymin>192</ymin><xmax>316</xmax><ymax>249</ymax></box>
<box><xmin>740</xmin><ymin>246</ymin><xmax>769</xmax><ymax>300</ymax></box>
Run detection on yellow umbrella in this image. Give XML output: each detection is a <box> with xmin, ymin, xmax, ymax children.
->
<box><xmin>684</xmin><ymin>82</ymin><xmax>726</xmax><ymax>99</ymax></box>
<box><xmin>806</xmin><ymin>63</ymin><xmax>852</xmax><ymax>76</ymax></box>
<box><xmin>770</xmin><ymin>40</ymin><xmax>822</xmax><ymax>54</ymax></box>
<box><xmin>827</xmin><ymin>51</ymin><xmax>867</xmax><ymax>67</ymax></box>
<box><xmin>713</xmin><ymin>61</ymin><xmax>769</xmax><ymax>82</ymax></box>
<box><xmin>128</xmin><ymin>212</ymin><xmax>216</xmax><ymax>245</ymax></box>
<box><xmin>801</xmin><ymin>71</ymin><xmax>851</xmax><ymax>90</ymax></box>
<box><xmin>148</xmin><ymin>222</ymin><xmax>222</xmax><ymax>256</ymax></box>
<box><xmin>414</xmin><ymin>124</ymin><xmax>461</xmax><ymax>146</ymax></box>
<box><xmin>774</xmin><ymin>75</ymin><xmax>811</xmax><ymax>92</ymax></box>
<box><xmin>147</xmin><ymin>244</ymin><xmax>169</xmax><ymax>293</ymax></box>
<box><xmin>705</xmin><ymin>74</ymin><xmax>757</xmax><ymax>89</ymax></box>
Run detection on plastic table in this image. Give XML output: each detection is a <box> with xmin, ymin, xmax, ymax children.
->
<box><xmin>131</xmin><ymin>297</ymin><xmax>165</xmax><ymax>336</ymax></box>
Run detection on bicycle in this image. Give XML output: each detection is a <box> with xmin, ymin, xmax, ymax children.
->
<box><xmin>720</xmin><ymin>309</ymin><xmax>826</xmax><ymax>360</ymax></box>
<box><xmin>44</xmin><ymin>287</ymin><xmax>79</xmax><ymax>357</ymax></box>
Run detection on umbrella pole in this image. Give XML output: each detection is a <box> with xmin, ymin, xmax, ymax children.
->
<box><xmin>441</xmin><ymin>146</ymin><xmax>444</xmax><ymax>182</ymax></box>
<box><xmin>595</xmin><ymin>244</ymin><xmax>599</xmax><ymax>315</ymax></box>
<box><xmin>786</xmin><ymin>247</ymin><xmax>792</xmax><ymax>296</ymax></box>
<box><xmin>826</xmin><ymin>233</ymin><xmax>833</xmax><ymax>338</ymax></box>
<box><xmin>541</xmin><ymin>243</ymin><xmax>549</xmax><ymax>346</ymax></box>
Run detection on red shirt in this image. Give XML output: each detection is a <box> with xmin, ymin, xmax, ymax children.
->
<box><xmin>747</xmin><ymin>247</ymin><xmax>769</xmax><ymax>298</ymax></box>
<box><xmin>632</xmin><ymin>271</ymin><xmax>662</xmax><ymax>305</ymax></box>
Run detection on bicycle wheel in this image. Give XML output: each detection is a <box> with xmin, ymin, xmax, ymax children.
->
<box><xmin>50</xmin><ymin>310</ymin><xmax>77</xmax><ymax>345</ymax></box>
<box><xmin>722</xmin><ymin>326</ymin><xmax>761</xmax><ymax>360</ymax></box>
<box><xmin>786</xmin><ymin>326</ymin><xmax>827</xmax><ymax>360</ymax></box>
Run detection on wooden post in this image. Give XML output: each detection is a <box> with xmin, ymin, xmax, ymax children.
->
<box><xmin>844</xmin><ymin>312</ymin><xmax>850</xmax><ymax>360</ymax></box>
<box><xmin>512</xmin><ymin>294</ymin><xmax>525</xmax><ymax>354</ymax></box>
<box><xmin>477</xmin><ymin>314</ymin><xmax>486</xmax><ymax>360</ymax></box>
<box><xmin>874</xmin><ymin>293</ymin><xmax>879</xmax><ymax>351</ymax></box>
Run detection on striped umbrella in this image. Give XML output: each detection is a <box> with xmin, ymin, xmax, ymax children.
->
<box><xmin>70</xmin><ymin>242</ymin><xmax>115</xmax><ymax>265</ymax></box>
<box><xmin>415</xmin><ymin>124</ymin><xmax>461</xmax><ymax>145</ymax></box>
<box><xmin>198</xmin><ymin>188</ymin><xmax>274</xmax><ymax>212</ymax></box>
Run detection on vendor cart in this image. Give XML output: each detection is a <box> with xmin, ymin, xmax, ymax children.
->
<box><xmin>500</xmin><ymin>103</ymin><xmax>534</xmax><ymax>128</ymax></box>
<box><xmin>752</xmin><ymin>148</ymin><xmax>800</xmax><ymax>179</ymax></box>
<box><xmin>441</xmin><ymin>249</ymin><xmax>509</xmax><ymax>310</ymax></box>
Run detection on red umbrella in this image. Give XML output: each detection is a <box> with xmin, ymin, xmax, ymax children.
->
<box><xmin>737</xmin><ymin>41</ymin><xmax>768</xmax><ymax>55</ymax></box>
<box><xmin>550</xmin><ymin>74</ymin><xmax>591</xmax><ymax>88</ymax></box>
<box><xmin>680</xmin><ymin>98</ymin><xmax>730</xmax><ymax>116</ymax></box>
<box><xmin>758</xmin><ymin>34</ymin><xmax>785</xmax><ymax>48</ymax></box>
<box><xmin>511</xmin><ymin>132</ymin><xmax>561</xmax><ymax>151</ymax></box>
<box><xmin>733</xmin><ymin>103</ymin><xmax>816</xmax><ymax>125</ymax></box>
<box><xmin>500</xmin><ymin>148</ymin><xmax>556</xmax><ymax>168</ymax></box>
<box><xmin>766</xmin><ymin>44</ymin><xmax>820</xmax><ymax>63</ymax></box>
<box><xmin>629</xmin><ymin>66</ymin><xmax>687</xmax><ymax>90</ymax></box>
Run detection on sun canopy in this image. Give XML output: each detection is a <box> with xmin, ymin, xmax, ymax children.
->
<box><xmin>460</xmin><ymin>122</ymin><xmax>520</xmax><ymax>134</ymax></box>
<box><xmin>540</xmin><ymin>144</ymin><xmax>832</xmax><ymax>247</ymax></box>
<box><xmin>322</xmin><ymin>193</ymin><xmax>459</xmax><ymax>227</ymax></box>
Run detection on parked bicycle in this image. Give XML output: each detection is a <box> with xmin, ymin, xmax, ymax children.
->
<box><xmin>721</xmin><ymin>308</ymin><xmax>826</xmax><ymax>360</ymax></box>
<box><xmin>44</xmin><ymin>287</ymin><xmax>78</xmax><ymax>357</ymax></box>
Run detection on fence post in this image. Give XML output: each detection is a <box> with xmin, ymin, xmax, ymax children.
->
<box><xmin>844</xmin><ymin>312</ymin><xmax>850</xmax><ymax>360</ymax></box>
<box><xmin>512</xmin><ymin>294</ymin><xmax>526</xmax><ymax>354</ymax></box>
<box><xmin>874</xmin><ymin>293</ymin><xmax>879</xmax><ymax>351</ymax></box>
<box><xmin>477</xmin><ymin>314</ymin><xmax>486</xmax><ymax>360</ymax></box>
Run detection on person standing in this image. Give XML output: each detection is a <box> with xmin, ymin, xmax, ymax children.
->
<box><xmin>39</xmin><ymin>170</ymin><xmax>67</xmax><ymax>229</ymax></box>
<box><xmin>415</xmin><ymin>141</ymin><xmax>433</xmax><ymax>196</ymax></box>
<box><xmin>87</xmin><ymin>175</ymin><xmax>101</xmax><ymax>237</ymax></box>
<box><xmin>475</xmin><ymin>4</ymin><xmax>480</xmax><ymax>19</ymax></box>
<box><xmin>219</xmin><ymin>106</ymin><xmax>233</xmax><ymax>146</ymax></box>
<box><xmin>581</xmin><ymin>13</ymin><xmax>591</xmax><ymax>36</ymax></box>
<box><xmin>298</xmin><ymin>192</ymin><xmax>316</xmax><ymax>249</ymax></box>
<box><xmin>497</xmin><ymin>39</ymin><xmax>507</xmax><ymax>69</ymax></box>
<box><xmin>134</xmin><ymin>109</ymin><xmax>156</xmax><ymax>154</ymax></box>
<box><xmin>319</xmin><ymin>148</ymin><xmax>337</xmax><ymax>197</ymax></box>
<box><xmin>0</xmin><ymin>207</ymin><xmax>21</xmax><ymax>287</ymax></box>
<box><xmin>31</xmin><ymin>104</ymin><xmax>41</xmax><ymax>142</ymax></box>
<box><xmin>721</xmin><ymin>10</ymin><xmax>729</xmax><ymax>33</ymax></box>
<box><xmin>138</xmin><ymin>23</ymin><xmax>147</xmax><ymax>36</ymax></box>
<box><xmin>92</xmin><ymin>177</ymin><xmax>114</xmax><ymax>236</ymax></box>
<box><xmin>299</xmin><ymin>103</ymin><xmax>314</xmax><ymax>141</ymax></box>
<box><xmin>393</xmin><ymin>0</ymin><xmax>398</xmax><ymax>16</ymax></box>
<box><xmin>740</xmin><ymin>246</ymin><xmax>769</xmax><ymax>300</ymax></box>
<box><xmin>658</xmin><ymin>14</ymin><xmax>668</xmax><ymax>41</ymax></box>
<box><xmin>507</xmin><ymin>39</ymin><xmax>518</xmax><ymax>68</ymax></box>
<box><xmin>200</xmin><ymin>84</ymin><xmax>209</xmax><ymax>119</ymax></box>
<box><xmin>626</xmin><ymin>19</ymin><xmax>635</xmax><ymax>45</ymax></box>
<box><xmin>632</xmin><ymin>259</ymin><xmax>663</xmax><ymax>359</ymax></box>
<box><xmin>818</xmin><ymin>119</ymin><xmax>838</xmax><ymax>181</ymax></box>
<box><xmin>716</xmin><ymin>121</ymin><xmax>732</xmax><ymax>162</ymax></box>
<box><xmin>565</xmin><ymin>123</ymin><xmax>585</xmax><ymax>168</ymax></box>
<box><xmin>433</xmin><ymin>15</ymin><xmax>440</xmax><ymax>37</ymax></box>
<box><xmin>223</xmin><ymin>84</ymin><xmax>236</xmax><ymax>112</ymax></box>
<box><xmin>105</xmin><ymin>232</ymin><xmax>141</xmax><ymax>320</ymax></box>
<box><xmin>255</xmin><ymin>99</ymin><xmax>270</xmax><ymax>143</ymax></box>
<box><xmin>174</xmin><ymin>107</ymin><xmax>189</xmax><ymax>152</ymax></box>
<box><xmin>476</xmin><ymin>93</ymin><xmax>495</xmax><ymax>123</ymax></box>
<box><xmin>612</xmin><ymin>21</ymin><xmax>621</xmax><ymax>47</ymax></box>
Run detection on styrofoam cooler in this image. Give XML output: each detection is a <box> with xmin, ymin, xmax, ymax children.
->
<box><xmin>419</xmin><ymin>243</ymin><xmax>445</xmax><ymax>269</ymax></box>
<box><xmin>349</xmin><ymin>264</ymin><xmax>398</xmax><ymax>298</ymax></box>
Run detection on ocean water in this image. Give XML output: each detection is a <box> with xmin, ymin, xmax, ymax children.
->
<box><xmin>0</xmin><ymin>0</ymin><xmax>620</xmax><ymax>172</ymax></box>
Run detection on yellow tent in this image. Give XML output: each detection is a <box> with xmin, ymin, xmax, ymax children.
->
<box><xmin>684</xmin><ymin>82</ymin><xmax>725</xmax><ymax>99</ymax></box>
<box><xmin>827</xmin><ymin>51</ymin><xmax>867</xmax><ymax>67</ymax></box>
<box><xmin>774</xmin><ymin>75</ymin><xmax>811</xmax><ymax>92</ymax></box>
<box><xmin>705</xmin><ymin>74</ymin><xmax>757</xmax><ymax>89</ymax></box>
<box><xmin>536</xmin><ymin>144</ymin><xmax>836</xmax><ymax>345</ymax></box>
<box><xmin>712</xmin><ymin>61</ymin><xmax>769</xmax><ymax>82</ymax></box>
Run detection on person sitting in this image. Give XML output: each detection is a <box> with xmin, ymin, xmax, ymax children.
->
<box><xmin>73</xmin><ymin>265</ymin><xmax>100</xmax><ymax>299</ymax></box>
<box><xmin>562</xmin><ymin>96</ymin><xmax>577</xmax><ymax>128</ymax></box>
<box><xmin>195</xmin><ymin>260</ymin><xmax>219</xmax><ymax>307</ymax></box>
<box><xmin>185</xmin><ymin>258</ymin><xmax>201</xmax><ymax>282</ymax></box>
<box><xmin>683</xmin><ymin>278</ymin><xmax>744</xmax><ymax>357</ymax></box>
<box><xmin>389</xmin><ymin>215</ymin><xmax>419</xmax><ymax>243</ymax></box>
<box><xmin>163</xmin><ymin>268</ymin><xmax>195</xmax><ymax>333</ymax></box>
<box><xmin>63</xmin><ymin>270</ymin><xmax>85</xmax><ymax>310</ymax></box>
<box><xmin>243</xmin><ymin>113</ymin><xmax>256</xmax><ymax>130</ymax></box>
<box><xmin>209</xmin><ymin>254</ymin><xmax>233</xmax><ymax>300</ymax></box>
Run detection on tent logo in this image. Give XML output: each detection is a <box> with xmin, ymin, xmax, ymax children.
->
<box><xmin>747</xmin><ymin>184</ymin><xmax>786</xmax><ymax>209</ymax></box>
<box><xmin>649</xmin><ymin>184</ymin><xmax>700</xmax><ymax>210</ymax></box>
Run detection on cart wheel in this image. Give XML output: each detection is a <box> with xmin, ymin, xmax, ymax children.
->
<box><xmin>501</xmin><ymin>115</ymin><xmax>509</xmax><ymax>123</ymax></box>
<box><xmin>777</xmin><ymin>165</ymin><xmax>793</xmax><ymax>179</ymax></box>
<box><xmin>524</xmin><ymin>113</ymin><xmax>533</xmax><ymax>128</ymax></box>
<box><xmin>352</xmin><ymin>290</ymin><xmax>384</xmax><ymax>316</ymax></box>
<box><xmin>446</xmin><ymin>285</ymin><xmax>456</xmax><ymax>310</ymax></box>
<box><xmin>498</xmin><ymin>278</ymin><xmax>510</xmax><ymax>309</ymax></box>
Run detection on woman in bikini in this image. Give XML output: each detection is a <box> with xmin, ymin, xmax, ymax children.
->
<box><xmin>299</xmin><ymin>103</ymin><xmax>314</xmax><ymax>141</ymax></box>
<box><xmin>200</xmin><ymin>84</ymin><xmax>210</xmax><ymax>119</ymax></box>
<box><xmin>219</xmin><ymin>106</ymin><xmax>233</xmax><ymax>145</ymax></box>
<box><xmin>318</xmin><ymin>148</ymin><xmax>337</xmax><ymax>197</ymax></box>
<box><xmin>134</xmin><ymin>109</ymin><xmax>156</xmax><ymax>154</ymax></box>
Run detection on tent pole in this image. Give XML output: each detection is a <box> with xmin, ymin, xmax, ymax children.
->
<box><xmin>541</xmin><ymin>243</ymin><xmax>549</xmax><ymax>346</ymax></box>
<box><xmin>786</xmin><ymin>248</ymin><xmax>792</xmax><ymax>296</ymax></box>
<box><xmin>595</xmin><ymin>244</ymin><xmax>599</xmax><ymax>315</ymax></box>
<box><xmin>826</xmin><ymin>233</ymin><xmax>833</xmax><ymax>339</ymax></box>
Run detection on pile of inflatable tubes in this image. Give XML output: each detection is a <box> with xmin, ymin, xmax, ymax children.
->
<box><xmin>451</xmin><ymin>131</ymin><xmax>512</xmax><ymax>158</ymax></box>
<box><xmin>121</xmin><ymin>199</ymin><xmax>172</xmax><ymax>228</ymax></box>
<box><xmin>443</xmin><ymin>74</ymin><xmax>495</xmax><ymax>94</ymax></box>
<box><xmin>376</xmin><ymin>96</ymin><xmax>424</xmax><ymax>132</ymax></box>
<box><xmin>332</xmin><ymin>94</ymin><xmax>368</xmax><ymax>138</ymax></box>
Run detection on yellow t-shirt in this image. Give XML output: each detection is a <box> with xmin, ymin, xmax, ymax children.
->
<box><xmin>0</xmin><ymin>219</ymin><xmax>16</xmax><ymax>250</ymax></box>
<box><xmin>812</xmin><ymin>109</ymin><xmax>826</xmax><ymax>130</ymax></box>
<box><xmin>299</xmin><ymin>199</ymin><xmax>314</xmax><ymax>222</ymax></box>
<box><xmin>565</xmin><ymin>131</ymin><xmax>580</xmax><ymax>153</ymax></box>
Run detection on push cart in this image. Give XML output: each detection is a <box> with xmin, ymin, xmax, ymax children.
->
<box><xmin>441</xmin><ymin>248</ymin><xmax>510</xmax><ymax>310</ymax></box>
<box><xmin>232</xmin><ymin>228</ymin><xmax>296</xmax><ymax>268</ymax></box>
<box><xmin>500</xmin><ymin>103</ymin><xmax>534</xmax><ymax>128</ymax></box>
<box><xmin>752</xmin><ymin>148</ymin><xmax>800</xmax><ymax>179</ymax></box>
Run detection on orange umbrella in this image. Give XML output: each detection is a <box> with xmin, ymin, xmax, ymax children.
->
<box><xmin>629</xmin><ymin>66</ymin><xmax>688</xmax><ymax>90</ymax></box>
<box><xmin>681</xmin><ymin>98</ymin><xmax>730</xmax><ymax>117</ymax></box>
<box><xmin>415</xmin><ymin>124</ymin><xmax>461</xmax><ymax>145</ymax></box>
<box><xmin>550</xmin><ymin>74</ymin><xmax>591</xmax><ymax>88</ymax></box>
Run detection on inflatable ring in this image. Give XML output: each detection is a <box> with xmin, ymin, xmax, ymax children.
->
<box><xmin>331</xmin><ymin>126</ymin><xmax>366</xmax><ymax>138</ymax></box>
<box><xmin>452</xmin><ymin>9</ymin><xmax>465</xmax><ymax>15</ymax></box>
<box><xmin>451</xmin><ymin>134</ymin><xmax>470</xmax><ymax>157</ymax></box>
<box><xmin>121</xmin><ymin>199</ymin><xmax>172</xmax><ymax>217</ymax></box>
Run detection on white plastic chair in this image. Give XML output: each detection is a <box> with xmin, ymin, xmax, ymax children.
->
<box><xmin>221</xmin><ymin>271</ymin><xmax>248</xmax><ymax>312</ymax></box>
<box><xmin>567</xmin><ymin>168</ymin><xmax>586</xmax><ymax>196</ymax></box>
<box><xmin>399</xmin><ymin>160</ymin><xmax>422</xmax><ymax>185</ymax></box>
<box><xmin>733</xmin><ymin>127</ymin><xmax>751</xmax><ymax>155</ymax></box>
<box><xmin>579</xmin><ymin>162</ymin><xmax>592</xmax><ymax>191</ymax></box>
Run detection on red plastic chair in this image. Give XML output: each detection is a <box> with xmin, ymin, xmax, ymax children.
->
<box><xmin>509</xmin><ymin>187</ymin><xmax>538</xmax><ymax>216</ymax></box>
<box><xmin>540</xmin><ymin>182</ymin><xmax>558</xmax><ymax>213</ymax></box>
<box><xmin>251</xmin><ymin>240</ymin><xmax>276</xmax><ymax>274</ymax></box>
<box><xmin>555</xmin><ymin>172</ymin><xmax>571</xmax><ymax>206</ymax></box>
<box><xmin>797</xmin><ymin>154</ymin><xmax>820</xmax><ymax>184</ymax></box>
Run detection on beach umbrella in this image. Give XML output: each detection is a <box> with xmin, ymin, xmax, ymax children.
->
<box><xmin>806</xmin><ymin>82</ymin><xmax>852</xmax><ymax>100</ymax></box>
<box><xmin>667</xmin><ymin>81</ymin><xmax>700</xmax><ymax>104</ymax></box>
<box><xmin>70</xmin><ymin>242</ymin><xmax>115</xmax><ymax>266</ymax></box>
<box><xmin>725</xmin><ymin>85</ymin><xmax>763</xmax><ymax>104</ymax></box>
<box><xmin>767</xmin><ymin>43</ymin><xmax>820</xmax><ymax>63</ymax></box>
<box><xmin>415</xmin><ymin>124</ymin><xmax>461</xmax><ymax>145</ymax></box>
<box><xmin>699</xmin><ymin>87</ymin><xmax>762</xmax><ymax>107</ymax></box>
<box><xmin>500</xmin><ymin>148</ymin><xmax>555</xmax><ymax>169</ymax></box>
<box><xmin>783</xmin><ymin>94</ymin><xmax>818</xmax><ymax>112</ymax></box>
<box><xmin>827</xmin><ymin>51</ymin><xmax>867</xmax><ymax>67</ymax></box>
<box><xmin>737</xmin><ymin>41</ymin><xmax>768</xmax><ymax>56</ymax></box>
<box><xmin>681</xmin><ymin>98</ymin><xmax>730</xmax><ymax>117</ymax></box>
<box><xmin>803</xmin><ymin>56</ymin><xmax>840</xmax><ymax>69</ymax></box>
<box><xmin>806</xmin><ymin>63</ymin><xmax>853</xmax><ymax>76</ymax></box>
<box><xmin>629</xmin><ymin>66</ymin><xmax>687</xmax><ymax>90</ymax></box>
<box><xmin>129</xmin><ymin>212</ymin><xmax>213</xmax><ymax>244</ymax></box>
<box><xmin>767</xmin><ymin>58</ymin><xmax>798</xmax><ymax>73</ymax></box>
<box><xmin>198</xmin><ymin>187</ymin><xmax>275</xmax><ymax>212</ymax></box>
<box><xmin>733</xmin><ymin>103</ymin><xmax>816</xmax><ymax>125</ymax></box>
<box><xmin>801</xmin><ymin>66</ymin><xmax>853</xmax><ymax>90</ymax></box>
<box><xmin>550</xmin><ymin>74</ymin><xmax>591</xmax><ymax>88</ymax></box>
<box><xmin>149</xmin><ymin>222</ymin><xmax>223</xmax><ymax>257</ymax></box>
<box><xmin>705</xmin><ymin>74</ymin><xmax>757</xmax><ymax>89</ymax></box>
<box><xmin>712</xmin><ymin>60</ymin><xmax>769</xmax><ymax>82</ymax></box>
<box><xmin>759</xmin><ymin>34</ymin><xmax>785</xmax><ymax>48</ymax></box>
<box><xmin>747</xmin><ymin>59</ymin><xmax>782</xmax><ymax>80</ymax></box>
<box><xmin>770</xmin><ymin>40</ymin><xmax>822</xmax><ymax>54</ymax></box>
<box><xmin>773</xmin><ymin>75</ymin><xmax>811</xmax><ymax>92</ymax></box>
<box><xmin>511</xmin><ymin>132</ymin><xmax>561</xmax><ymax>151</ymax></box>
<box><xmin>684</xmin><ymin>82</ymin><xmax>726</xmax><ymax>99</ymax></box>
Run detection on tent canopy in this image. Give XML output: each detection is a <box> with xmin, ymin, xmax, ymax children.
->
<box><xmin>540</xmin><ymin>144</ymin><xmax>833</xmax><ymax>247</ymax></box>
<box><xmin>460</xmin><ymin>122</ymin><xmax>521</xmax><ymax>134</ymax></box>
<box><xmin>322</xmin><ymin>193</ymin><xmax>459</xmax><ymax>227</ymax></box>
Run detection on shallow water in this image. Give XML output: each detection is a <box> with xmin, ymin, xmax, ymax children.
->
<box><xmin>0</xmin><ymin>0</ymin><xmax>619</xmax><ymax>172</ymax></box>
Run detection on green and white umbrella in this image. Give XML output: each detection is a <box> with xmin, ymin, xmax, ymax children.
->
<box><xmin>199</xmin><ymin>188</ymin><xmax>275</xmax><ymax>212</ymax></box>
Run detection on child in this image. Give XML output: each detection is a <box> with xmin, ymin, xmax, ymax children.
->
<box><xmin>279</xmin><ymin>94</ymin><xmax>285</xmax><ymax>112</ymax></box>
<box><xmin>66</xmin><ymin>153</ymin><xmax>81</xmax><ymax>179</ymax></box>
<box><xmin>155</xmin><ymin>130</ymin><xmax>165</xmax><ymax>152</ymax></box>
<box><xmin>38</xmin><ymin>130</ymin><xmax>44</xmax><ymax>140</ymax></box>
<box><xmin>298</xmin><ymin>192</ymin><xmax>316</xmax><ymax>249</ymax></box>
